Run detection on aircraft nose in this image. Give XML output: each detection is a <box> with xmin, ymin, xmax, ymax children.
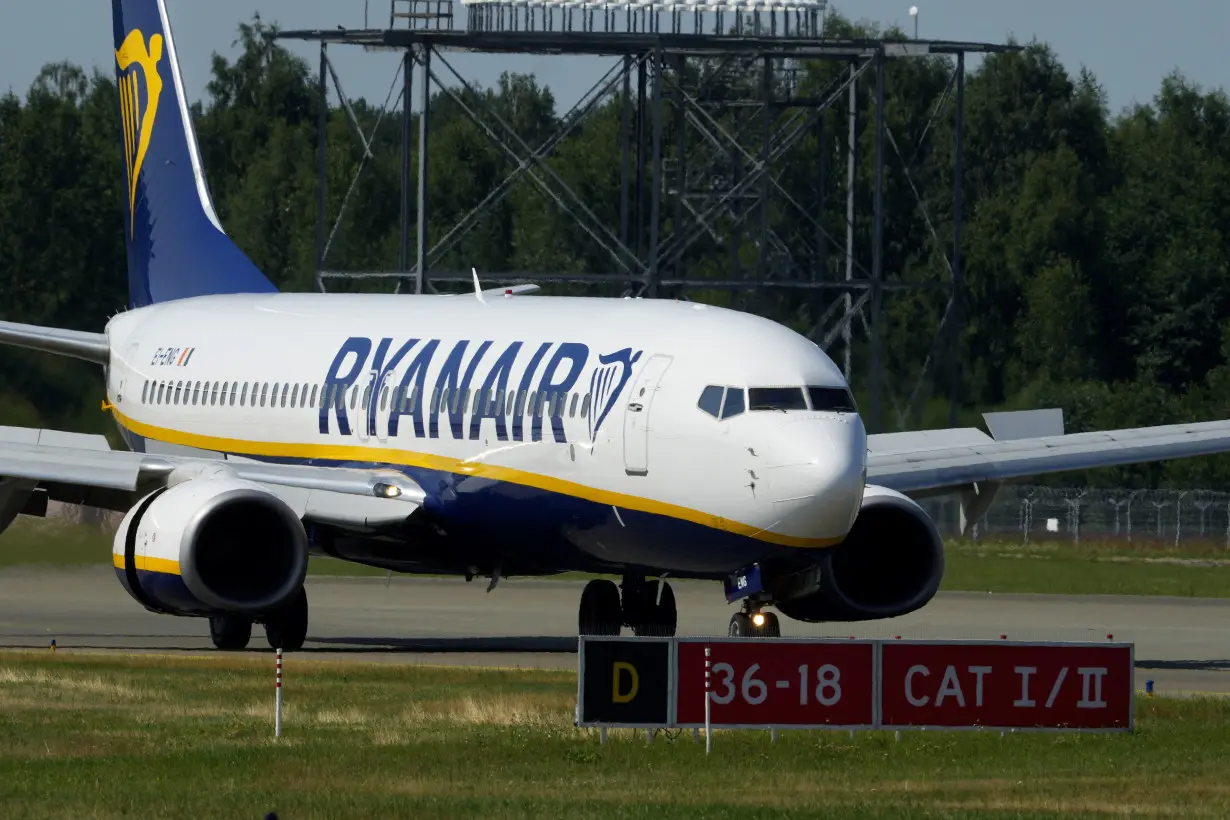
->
<box><xmin>763</xmin><ymin>416</ymin><xmax>867</xmax><ymax>542</ymax></box>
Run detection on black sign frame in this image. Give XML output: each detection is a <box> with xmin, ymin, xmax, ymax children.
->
<box><xmin>576</xmin><ymin>636</ymin><xmax>677</xmax><ymax>728</ymax></box>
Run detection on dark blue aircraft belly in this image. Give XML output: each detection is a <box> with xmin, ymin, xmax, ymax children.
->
<box><xmin>401</xmin><ymin>464</ymin><xmax>799</xmax><ymax>577</ymax></box>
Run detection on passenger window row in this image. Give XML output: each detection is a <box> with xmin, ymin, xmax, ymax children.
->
<box><xmin>138</xmin><ymin>379</ymin><xmax>595</xmax><ymax>422</ymax></box>
<box><xmin>697</xmin><ymin>384</ymin><xmax>857</xmax><ymax>417</ymax></box>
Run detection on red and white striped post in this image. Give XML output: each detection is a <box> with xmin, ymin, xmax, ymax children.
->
<box><xmin>704</xmin><ymin>644</ymin><xmax>712</xmax><ymax>754</ymax></box>
<box><xmin>275</xmin><ymin>648</ymin><xmax>283</xmax><ymax>738</ymax></box>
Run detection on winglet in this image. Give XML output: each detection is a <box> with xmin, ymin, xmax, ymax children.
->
<box><xmin>472</xmin><ymin>268</ymin><xmax>486</xmax><ymax>304</ymax></box>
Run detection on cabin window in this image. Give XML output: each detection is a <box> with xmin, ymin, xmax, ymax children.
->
<box><xmin>697</xmin><ymin>385</ymin><xmax>723</xmax><ymax>418</ymax></box>
<box><xmin>569</xmin><ymin>393</ymin><xmax>578</xmax><ymax>417</ymax></box>
<box><xmin>748</xmin><ymin>387</ymin><xmax>808</xmax><ymax>412</ymax></box>
<box><xmin>720</xmin><ymin>387</ymin><xmax>745</xmax><ymax>419</ymax></box>
<box><xmin>141</xmin><ymin>381</ymin><xmax>149</xmax><ymax>404</ymax></box>
<box><xmin>196</xmin><ymin>382</ymin><xmax>204</xmax><ymax>405</ymax></box>
<box><xmin>377</xmin><ymin>385</ymin><xmax>387</xmax><ymax>411</ymax></box>
<box><xmin>239</xmin><ymin>383</ymin><xmax>248</xmax><ymax>406</ymax></box>
<box><xmin>259</xmin><ymin>383</ymin><xmax>268</xmax><ymax>408</ymax></box>
<box><xmin>504</xmin><ymin>390</ymin><xmax>514</xmax><ymax>415</ymax></box>
<box><xmin>526</xmin><ymin>391</ymin><xmax>537</xmax><ymax>415</ymax></box>
<box><xmin>514</xmin><ymin>389</ymin><xmax>527</xmax><ymax>416</ymax></box>
<box><xmin>209</xmin><ymin>383</ymin><xmax>218</xmax><ymax>406</ymax></box>
<box><xmin>174</xmin><ymin>381</ymin><xmax>183</xmax><ymax>404</ymax></box>
<box><xmin>807</xmin><ymin>386</ymin><xmax>858</xmax><ymax>414</ymax></box>
<box><xmin>409</xmin><ymin>386</ymin><xmax>419</xmax><ymax>411</ymax></box>
<box><xmin>289</xmin><ymin>384</ymin><xmax>298</xmax><ymax>408</ymax></box>
<box><xmin>301</xmin><ymin>384</ymin><xmax>309</xmax><ymax>407</ymax></box>
<box><xmin>309</xmin><ymin>385</ymin><xmax>319</xmax><ymax>409</ymax></box>
<box><xmin>555</xmin><ymin>393</ymin><xmax>566</xmax><ymax>418</ymax></box>
<box><xmin>280</xmin><ymin>383</ymin><xmax>289</xmax><ymax>408</ymax></box>
<box><xmin>580</xmin><ymin>393</ymin><xmax>591</xmax><ymax>418</ymax></box>
<box><xmin>361</xmin><ymin>381</ymin><xmax>372</xmax><ymax>411</ymax></box>
<box><xmin>534</xmin><ymin>393</ymin><xmax>546</xmax><ymax>418</ymax></box>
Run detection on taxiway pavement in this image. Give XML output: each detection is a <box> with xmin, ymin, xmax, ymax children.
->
<box><xmin>1</xmin><ymin>567</ymin><xmax>1227</xmax><ymax>695</ymax></box>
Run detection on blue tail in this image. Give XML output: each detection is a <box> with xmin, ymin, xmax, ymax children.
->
<box><xmin>112</xmin><ymin>0</ymin><xmax>277</xmax><ymax>308</ymax></box>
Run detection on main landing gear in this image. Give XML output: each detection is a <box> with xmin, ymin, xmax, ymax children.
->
<box><xmin>208</xmin><ymin>587</ymin><xmax>310</xmax><ymax>652</ymax></box>
<box><xmin>728</xmin><ymin>602</ymin><xmax>781</xmax><ymax>638</ymax></box>
<box><xmin>578</xmin><ymin>575</ymin><xmax>677</xmax><ymax>637</ymax></box>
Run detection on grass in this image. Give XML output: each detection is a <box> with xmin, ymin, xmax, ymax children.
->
<box><xmin>940</xmin><ymin>538</ymin><xmax>1230</xmax><ymax>597</ymax></box>
<box><xmin>0</xmin><ymin>650</ymin><xmax>1228</xmax><ymax>819</ymax></box>
<box><xmin>7</xmin><ymin>517</ymin><xmax>1230</xmax><ymax>597</ymax></box>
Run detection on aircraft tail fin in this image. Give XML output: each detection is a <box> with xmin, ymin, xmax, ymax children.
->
<box><xmin>111</xmin><ymin>0</ymin><xmax>277</xmax><ymax>308</ymax></box>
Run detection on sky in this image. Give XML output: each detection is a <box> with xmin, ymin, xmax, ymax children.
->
<box><xmin>1</xmin><ymin>0</ymin><xmax>1228</xmax><ymax>116</ymax></box>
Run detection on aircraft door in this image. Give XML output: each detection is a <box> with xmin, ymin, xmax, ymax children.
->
<box><xmin>622</xmin><ymin>354</ymin><xmax>673</xmax><ymax>476</ymax></box>
<box><xmin>356</xmin><ymin>369</ymin><xmax>376</xmax><ymax>442</ymax></box>
<box><xmin>115</xmin><ymin>341</ymin><xmax>140</xmax><ymax>406</ymax></box>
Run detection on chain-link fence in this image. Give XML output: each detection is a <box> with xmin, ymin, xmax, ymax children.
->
<box><xmin>919</xmin><ymin>487</ymin><xmax>1230</xmax><ymax>547</ymax></box>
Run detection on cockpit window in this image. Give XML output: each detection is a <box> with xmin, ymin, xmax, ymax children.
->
<box><xmin>748</xmin><ymin>387</ymin><xmax>808</xmax><ymax>412</ymax></box>
<box><xmin>808</xmin><ymin>386</ymin><xmax>858</xmax><ymax>413</ymax></box>
<box><xmin>720</xmin><ymin>387</ymin><xmax>745</xmax><ymax>419</ymax></box>
<box><xmin>697</xmin><ymin>385</ymin><xmax>723</xmax><ymax>418</ymax></box>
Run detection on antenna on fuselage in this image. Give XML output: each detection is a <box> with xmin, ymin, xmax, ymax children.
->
<box><xmin>472</xmin><ymin>268</ymin><xmax>486</xmax><ymax>304</ymax></box>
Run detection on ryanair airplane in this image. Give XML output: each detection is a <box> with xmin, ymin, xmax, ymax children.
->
<box><xmin>2</xmin><ymin>0</ymin><xmax>1229</xmax><ymax>652</ymax></box>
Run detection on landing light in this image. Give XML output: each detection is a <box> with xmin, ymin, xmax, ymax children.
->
<box><xmin>373</xmin><ymin>483</ymin><xmax>402</xmax><ymax>499</ymax></box>
<box><xmin>752</xmin><ymin>612</ymin><xmax>766</xmax><ymax>627</ymax></box>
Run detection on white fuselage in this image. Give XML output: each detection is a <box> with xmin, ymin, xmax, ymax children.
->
<box><xmin>102</xmin><ymin>292</ymin><xmax>867</xmax><ymax>576</ymax></box>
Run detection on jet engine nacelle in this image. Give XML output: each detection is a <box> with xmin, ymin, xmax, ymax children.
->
<box><xmin>112</xmin><ymin>476</ymin><xmax>308</xmax><ymax>618</ymax></box>
<box><xmin>775</xmin><ymin>484</ymin><xmax>944</xmax><ymax>622</ymax></box>
<box><xmin>0</xmin><ymin>477</ymin><xmax>36</xmax><ymax>536</ymax></box>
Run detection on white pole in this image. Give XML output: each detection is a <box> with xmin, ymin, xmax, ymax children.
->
<box><xmin>275</xmin><ymin>647</ymin><xmax>283</xmax><ymax>738</ymax></box>
<box><xmin>704</xmin><ymin>644</ymin><xmax>712</xmax><ymax>754</ymax></box>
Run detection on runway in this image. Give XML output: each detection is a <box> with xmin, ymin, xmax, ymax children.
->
<box><xmin>2</xmin><ymin>567</ymin><xmax>1228</xmax><ymax>695</ymax></box>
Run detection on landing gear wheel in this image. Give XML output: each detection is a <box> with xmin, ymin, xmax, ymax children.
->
<box><xmin>759</xmin><ymin>611</ymin><xmax>781</xmax><ymax>638</ymax></box>
<box><xmin>263</xmin><ymin>587</ymin><xmax>308</xmax><ymax>652</ymax></box>
<box><xmin>632</xmin><ymin>581</ymin><xmax>677</xmax><ymax>638</ymax></box>
<box><xmin>209</xmin><ymin>615</ymin><xmax>252</xmax><ymax>650</ymax></box>
<box><xmin>579</xmin><ymin>579</ymin><xmax>622</xmax><ymax>636</ymax></box>
<box><xmin>728</xmin><ymin>612</ymin><xmax>752</xmax><ymax>637</ymax></box>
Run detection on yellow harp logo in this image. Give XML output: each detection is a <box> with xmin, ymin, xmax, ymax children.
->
<box><xmin>116</xmin><ymin>30</ymin><xmax>164</xmax><ymax>235</ymax></box>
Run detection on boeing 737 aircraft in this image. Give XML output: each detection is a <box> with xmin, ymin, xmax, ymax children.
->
<box><xmin>2</xmin><ymin>0</ymin><xmax>1230</xmax><ymax>652</ymax></box>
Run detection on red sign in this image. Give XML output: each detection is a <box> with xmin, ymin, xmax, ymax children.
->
<box><xmin>880</xmin><ymin>641</ymin><xmax>1133</xmax><ymax>730</ymax></box>
<box><xmin>675</xmin><ymin>639</ymin><xmax>875</xmax><ymax>727</ymax></box>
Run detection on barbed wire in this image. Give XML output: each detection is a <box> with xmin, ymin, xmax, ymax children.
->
<box><xmin>919</xmin><ymin>487</ymin><xmax>1230</xmax><ymax>547</ymax></box>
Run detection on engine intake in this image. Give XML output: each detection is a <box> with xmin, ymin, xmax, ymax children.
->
<box><xmin>775</xmin><ymin>485</ymin><xmax>944</xmax><ymax>622</ymax></box>
<box><xmin>113</xmin><ymin>477</ymin><xmax>308</xmax><ymax>617</ymax></box>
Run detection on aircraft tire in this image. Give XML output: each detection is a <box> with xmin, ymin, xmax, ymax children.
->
<box><xmin>578</xmin><ymin>579</ymin><xmax>622</xmax><ymax>636</ymax></box>
<box><xmin>209</xmin><ymin>614</ymin><xmax>252</xmax><ymax>650</ymax></box>
<box><xmin>760</xmin><ymin>611</ymin><xmax>781</xmax><ymax>638</ymax></box>
<box><xmin>632</xmin><ymin>581</ymin><xmax>677</xmax><ymax>637</ymax></box>
<box><xmin>728</xmin><ymin>612</ymin><xmax>752</xmax><ymax>637</ymax></box>
<box><xmin>263</xmin><ymin>587</ymin><xmax>309</xmax><ymax>652</ymax></box>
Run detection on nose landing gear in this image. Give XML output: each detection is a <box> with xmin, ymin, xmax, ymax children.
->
<box><xmin>728</xmin><ymin>604</ymin><xmax>780</xmax><ymax>638</ymax></box>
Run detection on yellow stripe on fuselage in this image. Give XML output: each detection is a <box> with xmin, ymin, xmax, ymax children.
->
<box><xmin>111</xmin><ymin>408</ymin><xmax>842</xmax><ymax>549</ymax></box>
<box><xmin>112</xmin><ymin>551</ymin><xmax>182</xmax><ymax>576</ymax></box>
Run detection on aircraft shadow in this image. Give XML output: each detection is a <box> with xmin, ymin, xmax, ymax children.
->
<box><xmin>306</xmin><ymin>636</ymin><xmax>578</xmax><ymax>654</ymax></box>
<box><xmin>1135</xmin><ymin>658</ymin><xmax>1230</xmax><ymax>672</ymax></box>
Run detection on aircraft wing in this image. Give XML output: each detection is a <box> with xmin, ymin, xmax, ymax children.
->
<box><xmin>866</xmin><ymin>410</ymin><xmax>1230</xmax><ymax>531</ymax></box>
<box><xmin>0</xmin><ymin>320</ymin><xmax>109</xmax><ymax>364</ymax></box>
<box><xmin>0</xmin><ymin>425</ymin><xmax>424</xmax><ymax>531</ymax></box>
